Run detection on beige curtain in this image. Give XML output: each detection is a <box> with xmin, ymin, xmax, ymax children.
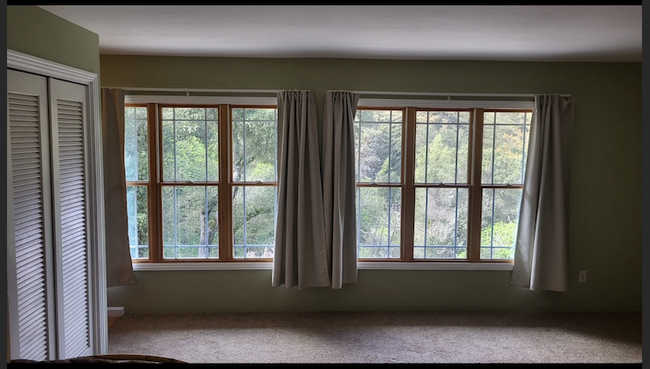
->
<box><xmin>511</xmin><ymin>94</ymin><xmax>575</xmax><ymax>292</ymax></box>
<box><xmin>322</xmin><ymin>91</ymin><xmax>360</xmax><ymax>289</ymax></box>
<box><xmin>101</xmin><ymin>88</ymin><xmax>136</xmax><ymax>288</ymax></box>
<box><xmin>272</xmin><ymin>90</ymin><xmax>330</xmax><ymax>289</ymax></box>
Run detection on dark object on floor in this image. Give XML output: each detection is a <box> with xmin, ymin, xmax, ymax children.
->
<box><xmin>11</xmin><ymin>354</ymin><xmax>187</xmax><ymax>364</ymax></box>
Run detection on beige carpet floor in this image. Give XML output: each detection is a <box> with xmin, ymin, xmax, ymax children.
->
<box><xmin>107</xmin><ymin>311</ymin><xmax>642</xmax><ymax>364</ymax></box>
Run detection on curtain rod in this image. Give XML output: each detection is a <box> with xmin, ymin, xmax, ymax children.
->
<box><xmin>106</xmin><ymin>87</ymin><xmax>571</xmax><ymax>99</ymax></box>
<box><xmin>347</xmin><ymin>90</ymin><xmax>571</xmax><ymax>98</ymax></box>
<box><xmin>105</xmin><ymin>87</ymin><xmax>280</xmax><ymax>95</ymax></box>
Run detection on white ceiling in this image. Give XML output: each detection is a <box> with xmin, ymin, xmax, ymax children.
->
<box><xmin>39</xmin><ymin>5</ymin><xmax>642</xmax><ymax>62</ymax></box>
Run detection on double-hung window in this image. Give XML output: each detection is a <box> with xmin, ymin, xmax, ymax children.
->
<box><xmin>354</xmin><ymin>105</ymin><xmax>532</xmax><ymax>263</ymax></box>
<box><xmin>124</xmin><ymin>103</ymin><xmax>278</xmax><ymax>263</ymax></box>
<box><xmin>125</xmin><ymin>97</ymin><xmax>530</xmax><ymax>266</ymax></box>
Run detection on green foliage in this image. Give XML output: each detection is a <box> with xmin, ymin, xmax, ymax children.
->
<box><xmin>127</xmin><ymin>107</ymin><xmax>277</xmax><ymax>260</ymax></box>
<box><xmin>124</xmin><ymin>107</ymin><xmax>149</xmax><ymax>181</ymax></box>
<box><xmin>480</xmin><ymin>221</ymin><xmax>517</xmax><ymax>259</ymax></box>
<box><xmin>127</xmin><ymin>107</ymin><xmax>528</xmax><ymax>261</ymax></box>
<box><xmin>355</xmin><ymin>110</ymin><xmax>402</xmax><ymax>183</ymax></box>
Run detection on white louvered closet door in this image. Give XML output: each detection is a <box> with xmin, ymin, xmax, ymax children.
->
<box><xmin>7</xmin><ymin>69</ymin><xmax>94</xmax><ymax>360</ymax></box>
<box><xmin>7</xmin><ymin>69</ymin><xmax>56</xmax><ymax>361</ymax></box>
<box><xmin>49</xmin><ymin>78</ymin><xmax>93</xmax><ymax>359</ymax></box>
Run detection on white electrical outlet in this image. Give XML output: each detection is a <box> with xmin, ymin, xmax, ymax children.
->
<box><xmin>579</xmin><ymin>271</ymin><xmax>587</xmax><ymax>283</ymax></box>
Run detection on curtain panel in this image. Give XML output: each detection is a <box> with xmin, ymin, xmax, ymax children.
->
<box><xmin>272</xmin><ymin>90</ymin><xmax>330</xmax><ymax>289</ymax></box>
<box><xmin>322</xmin><ymin>91</ymin><xmax>360</xmax><ymax>289</ymax></box>
<box><xmin>101</xmin><ymin>88</ymin><xmax>136</xmax><ymax>288</ymax></box>
<box><xmin>511</xmin><ymin>94</ymin><xmax>575</xmax><ymax>292</ymax></box>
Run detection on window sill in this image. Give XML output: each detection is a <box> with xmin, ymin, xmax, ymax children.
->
<box><xmin>131</xmin><ymin>261</ymin><xmax>514</xmax><ymax>272</ymax></box>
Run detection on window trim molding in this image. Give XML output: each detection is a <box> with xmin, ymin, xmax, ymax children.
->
<box><xmin>7</xmin><ymin>49</ymin><xmax>107</xmax><ymax>355</ymax></box>
<box><xmin>125</xmin><ymin>94</ymin><xmax>530</xmax><ymax>270</ymax></box>
<box><xmin>128</xmin><ymin>103</ymin><xmax>280</xmax><ymax>262</ymax></box>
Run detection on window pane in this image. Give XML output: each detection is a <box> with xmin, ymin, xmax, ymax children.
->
<box><xmin>207</xmin><ymin>115</ymin><xmax>219</xmax><ymax>181</ymax></box>
<box><xmin>413</xmin><ymin>187</ymin><xmax>468</xmax><ymax>259</ymax></box>
<box><xmin>414</xmin><ymin>111</ymin><xmax>469</xmax><ymax>184</ymax></box>
<box><xmin>354</xmin><ymin>110</ymin><xmax>402</xmax><ymax>183</ymax></box>
<box><xmin>174</xmin><ymin>107</ymin><xmax>205</xmax><ymax>120</ymax></box>
<box><xmin>481</xmin><ymin>188</ymin><xmax>522</xmax><ymax>260</ymax></box>
<box><xmin>161</xmin><ymin>185</ymin><xmax>219</xmax><ymax>259</ymax></box>
<box><xmin>161</xmin><ymin>107</ymin><xmax>218</xmax><ymax>182</ymax></box>
<box><xmin>483</xmin><ymin>111</ymin><xmax>531</xmax><ymax>184</ymax></box>
<box><xmin>356</xmin><ymin>187</ymin><xmax>401</xmax><ymax>258</ymax></box>
<box><xmin>232</xmin><ymin>108</ymin><xmax>277</xmax><ymax>182</ymax></box>
<box><xmin>126</xmin><ymin>185</ymin><xmax>149</xmax><ymax>259</ymax></box>
<box><xmin>124</xmin><ymin>106</ymin><xmax>148</xmax><ymax>181</ymax></box>
<box><xmin>232</xmin><ymin>185</ymin><xmax>276</xmax><ymax>259</ymax></box>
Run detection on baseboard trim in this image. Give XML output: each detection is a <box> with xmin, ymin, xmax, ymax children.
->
<box><xmin>107</xmin><ymin>307</ymin><xmax>125</xmax><ymax>317</ymax></box>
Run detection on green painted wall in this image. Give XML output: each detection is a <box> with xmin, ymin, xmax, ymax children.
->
<box><xmin>6</xmin><ymin>0</ymin><xmax>640</xmax><ymax>318</ymax></box>
<box><xmin>101</xmin><ymin>55</ymin><xmax>641</xmax><ymax>314</ymax></box>
<box><xmin>7</xmin><ymin>6</ymin><xmax>100</xmax><ymax>75</ymax></box>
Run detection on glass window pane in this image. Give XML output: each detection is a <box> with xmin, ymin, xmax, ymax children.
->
<box><xmin>124</xmin><ymin>106</ymin><xmax>148</xmax><ymax>181</ymax></box>
<box><xmin>232</xmin><ymin>185</ymin><xmax>276</xmax><ymax>259</ymax></box>
<box><xmin>126</xmin><ymin>185</ymin><xmax>149</xmax><ymax>259</ymax></box>
<box><xmin>162</xmin><ymin>120</ymin><xmax>174</xmax><ymax>181</ymax></box>
<box><xmin>161</xmin><ymin>107</ymin><xmax>218</xmax><ymax>182</ymax></box>
<box><xmin>480</xmin><ymin>188</ymin><xmax>522</xmax><ymax>260</ymax></box>
<box><xmin>162</xmin><ymin>107</ymin><xmax>174</xmax><ymax>120</ymax></box>
<box><xmin>161</xmin><ymin>185</ymin><xmax>219</xmax><ymax>259</ymax></box>
<box><xmin>232</xmin><ymin>108</ymin><xmax>244</xmax><ymax>121</ymax></box>
<box><xmin>354</xmin><ymin>110</ymin><xmax>402</xmax><ymax>184</ymax></box>
<box><xmin>245</xmin><ymin>107</ymin><xmax>276</xmax><ymax>121</ymax></box>
<box><xmin>174</xmin><ymin>107</ymin><xmax>205</xmax><ymax>120</ymax></box>
<box><xmin>232</xmin><ymin>108</ymin><xmax>277</xmax><ymax>182</ymax></box>
<box><xmin>207</xmin><ymin>117</ymin><xmax>219</xmax><ymax>182</ymax></box>
<box><xmin>495</xmin><ymin>111</ymin><xmax>529</xmax><ymax>125</ymax></box>
<box><xmin>483</xmin><ymin>111</ymin><xmax>531</xmax><ymax>185</ymax></box>
<box><xmin>482</xmin><ymin>123</ymin><xmax>495</xmax><ymax>184</ymax></box>
<box><xmin>414</xmin><ymin>114</ymin><xmax>469</xmax><ymax>184</ymax></box>
<box><xmin>413</xmin><ymin>187</ymin><xmax>468</xmax><ymax>259</ymax></box>
<box><xmin>356</xmin><ymin>187</ymin><xmax>401</xmax><ymax>258</ymax></box>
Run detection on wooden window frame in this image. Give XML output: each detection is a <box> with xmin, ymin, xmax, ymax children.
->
<box><xmin>356</xmin><ymin>106</ymin><xmax>532</xmax><ymax>264</ymax></box>
<box><xmin>126</xmin><ymin>103</ymin><xmax>277</xmax><ymax>263</ymax></box>
<box><xmin>126</xmin><ymin>101</ymin><xmax>529</xmax><ymax>265</ymax></box>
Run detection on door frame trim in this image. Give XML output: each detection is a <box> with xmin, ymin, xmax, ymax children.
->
<box><xmin>7</xmin><ymin>49</ymin><xmax>108</xmax><ymax>356</ymax></box>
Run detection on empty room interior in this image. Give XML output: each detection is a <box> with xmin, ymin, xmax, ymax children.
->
<box><xmin>6</xmin><ymin>5</ymin><xmax>643</xmax><ymax>364</ymax></box>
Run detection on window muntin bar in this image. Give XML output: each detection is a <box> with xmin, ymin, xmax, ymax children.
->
<box><xmin>126</xmin><ymin>101</ymin><xmax>530</xmax><ymax>265</ymax></box>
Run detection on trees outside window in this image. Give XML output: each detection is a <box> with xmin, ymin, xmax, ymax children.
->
<box><xmin>125</xmin><ymin>104</ymin><xmax>277</xmax><ymax>262</ymax></box>
<box><xmin>125</xmin><ymin>102</ymin><xmax>530</xmax><ymax>264</ymax></box>
<box><xmin>354</xmin><ymin>107</ymin><xmax>531</xmax><ymax>262</ymax></box>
